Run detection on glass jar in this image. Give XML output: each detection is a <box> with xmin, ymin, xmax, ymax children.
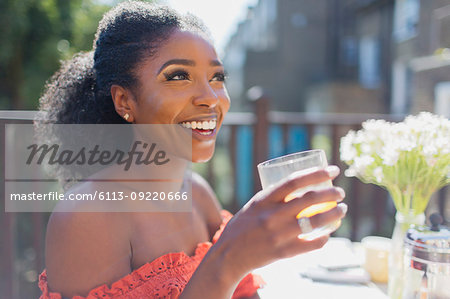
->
<box><xmin>402</xmin><ymin>217</ymin><xmax>450</xmax><ymax>299</ymax></box>
<box><xmin>388</xmin><ymin>212</ymin><xmax>425</xmax><ymax>299</ymax></box>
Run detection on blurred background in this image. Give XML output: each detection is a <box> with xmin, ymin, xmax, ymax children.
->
<box><xmin>1</xmin><ymin>0</ymin><xmax>449</xmax><ymax>298</ymax></box>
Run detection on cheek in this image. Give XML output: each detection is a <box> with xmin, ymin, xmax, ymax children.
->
<box><xmin>223</xmin><ymin>96</ymin><xmax>231</xmax><ymax>109</ymax></box>
<box><xmin>217</xmin><ymin>89</ymin><xmax>231</xmax><ymax>109</ymax></box>
<box><xmin>139</xmin><ymin>93</ymin><xmax>184</xmax><ymax>123</ymax></box>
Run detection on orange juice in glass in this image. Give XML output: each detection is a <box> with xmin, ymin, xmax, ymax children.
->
<box><xmin>257</xmin><ymin>149</ymin><xmax>341</xmax><ymax>240</ymax></box>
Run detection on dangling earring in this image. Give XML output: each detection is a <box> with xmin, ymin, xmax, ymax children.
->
<box><xmin>124</xmin><ymin>113</ymin><xmax>130</xmax><ymax>121</ymax></box>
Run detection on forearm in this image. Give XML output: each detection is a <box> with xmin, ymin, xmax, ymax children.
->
<box><xmin>180</xmin><ymin>239</ymin><xmax>247</xmax><ymax>299</ymax></box>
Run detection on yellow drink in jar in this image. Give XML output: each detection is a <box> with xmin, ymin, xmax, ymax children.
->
<box><xmin>285</xmin><ymin>179</ymin><xmax>340</xmax><ymax>240</ymax></box>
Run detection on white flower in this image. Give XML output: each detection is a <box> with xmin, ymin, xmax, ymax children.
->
<box><xmin>373</xmin><ymin>167</ymin><xmax>384</xmax><ymax>183</ymax></box>
<box><xmin>380</xmin><ymin>143</ymin><xmax>400</xmax><ymax>166</ymax></box>
<box><xmin>361</xmin><ymin>143</ymin><xmax>372</xmax><ymax>154</ymax></box>
<box><xmin>354</xmin><ymin>130</ymin><xmax>367</xmax><ymax>144</ymax></box>
<box><xmin>397</xmin><ymin>135</ymin><xmax>416</xmax><ymax>152</ymax></box>
<box><xmin>341</xmin><ymin>146</ymin><xmax>357</xmax><ymax>162</ymax></box>
<box><xmin>340</xmin><ymin>112</ymin><xmax>450</xmax><ymax>213</ymax></box>
<box><xmin>423</xmin><ymin>144</ymin><xmax>438</xmax><ymax>158</ymax></box>
<box><xmin>344</xmin><ymin>167</ymin><xmax>357</xmax><ymax>177</ymax></box>
<box><xmin>362</xmin><ymin>119</ymin><xmax>390</xmax><ymax>134</ymax></box>
<box><xmin>353</xmin><ymin>155</ymin><xmax>375</xmax><ymax>174</ymax></box>
<box><xmin>340</xmin><ymin>130</ymin><xmax>357</xmax><ymax>161</ymax></box>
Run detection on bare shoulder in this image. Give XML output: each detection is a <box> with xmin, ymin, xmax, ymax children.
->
<box><xmin>45</xmin><ymin>183</ymin><xmax>132</xmax><ymax>297</ymax></box>
<box><xmin>188</xmin><ymin>171</ymin><xmax>223</xmax><ymax>235</ymax></box>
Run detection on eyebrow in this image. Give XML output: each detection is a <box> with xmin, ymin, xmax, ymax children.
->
<box><xmin>210</xmin><ymin>60</ymin><xmax>223</xmax><ymax>67</ymax></box>
<box><xmin>157</xmin><ymin>59</ymin><xmax>223</xmax><ymax>75</ymax></box>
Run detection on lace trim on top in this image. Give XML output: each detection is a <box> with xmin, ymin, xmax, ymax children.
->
<box><xmin>38</xmin><ymin>211</ymin><xmax>264</xmax><ymax>299</ymax></box>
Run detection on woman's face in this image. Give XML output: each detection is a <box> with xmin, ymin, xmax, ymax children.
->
<box><xmin>132</xmin><ymin>29</ymin><xmax>230</xmax><ymax>162</ymax></box>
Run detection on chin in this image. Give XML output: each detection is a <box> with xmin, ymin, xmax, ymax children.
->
<box><xmin>191</xmin><ymin>144</ymin><xmax>216</xmax><ymax>163</ymax></box>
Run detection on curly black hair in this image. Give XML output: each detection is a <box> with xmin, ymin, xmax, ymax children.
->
<box><xmin>37</xmin><ymin>1</ymin><xmax>211</xmax><ymax>125</ymax></box>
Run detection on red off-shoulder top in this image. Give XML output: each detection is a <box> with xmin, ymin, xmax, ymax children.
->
<box><xmin>38</xmin><ymin>210</ymin><xmax>265</xmax><ymax>299</ymax></box>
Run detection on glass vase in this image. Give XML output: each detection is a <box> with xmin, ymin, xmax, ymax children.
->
<box><xmin>388</xmin><ymin>211</ymin><xmax>425</xmax><ymax>299</ymax></box>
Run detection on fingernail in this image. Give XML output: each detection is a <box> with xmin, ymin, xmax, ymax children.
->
<box><xmin>336</xmin><ymin>187</ymin><xmax>345</xmax><ymax>198</ymax></box>
<box><xmin>338</xmin><ymin>203</ymin><xmax>348</xmax><ymax>214</ymax></box>
<box><xmin>326</xmin><ymin>165</ymin><xmax>340</xmax><ymax>178</ymax></box>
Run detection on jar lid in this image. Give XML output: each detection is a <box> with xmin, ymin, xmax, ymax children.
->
<box><xmin>404</xmin><ymin>215</ymin><xmax>450</xmax><ymax>263</ymax></box>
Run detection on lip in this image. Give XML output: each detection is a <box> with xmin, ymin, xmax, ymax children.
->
<box><xmin>177</xmin><ymin>125</ymin><xmax>218</xmax><ymax>141</ymax></box>
<box><xmin>177</xmin><ymin>115</ymin><xmax>220</xmax><ymax>141</ymax></box>
<box><xmin>190</xmin><ymin>127</ymin><xmax>218</xmax><ymax>140</ymax></box>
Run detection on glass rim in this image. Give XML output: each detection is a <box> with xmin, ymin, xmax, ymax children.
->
<box><xmin>257</xmin><ymin>149</ymin><xmax>325</xmax><ymax>170</ymax></box>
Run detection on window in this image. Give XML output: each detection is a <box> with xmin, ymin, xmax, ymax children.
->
<box><xmin>341</xmin><ymin>36</ymin><xmax>358</xmax><ymax>66</ymax></box>
<box><xmin>434</xmin><ymin>82</ymin><xmax>450</xmax><ymax>117</ymax></box>
<box><xmin>394</xmin><ymin>0</ymin><xmax>420</xmax><ymax>42</ymax></box>
<box><xmin>391</xmin><ymin>60</ymin><xmax>412</xmax><ymax>114</ymax></box>
<box><xmin>359</xmin><ymin>36</ymin><xmax>380</xmax><ymax>89</ymax></box>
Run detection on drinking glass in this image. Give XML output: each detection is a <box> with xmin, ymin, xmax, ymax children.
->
<box><xmin>257</xmin><ymin>149</ymin><xmax>341</xmax><ymax>240</ymax></box>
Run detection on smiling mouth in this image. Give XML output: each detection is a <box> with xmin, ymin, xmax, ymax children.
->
<box><xmin>179</xmin><ymin>119</ymin><xmax>217</xmax><ymax>136</ymax></box>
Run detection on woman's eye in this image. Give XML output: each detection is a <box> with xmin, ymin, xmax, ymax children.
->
<box><xmin>164</xmin><ymin>70</ymin><xmax>190</xmax><ymax>81</ymax></box>
<box><xmin>211</xmin><ymin>72</ymin><xmax>227</xmax><ymax>82</ymax></box>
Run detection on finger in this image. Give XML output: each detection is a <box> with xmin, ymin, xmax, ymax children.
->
<box><xmin>264</xmin><ymin>165</ymin><xmax>340</xmax><ymax>203</ymax></box>
<box><xmin>274</xmin><ymin>203</ymin><xmax>347</xmax><ymax>250</ymax></box>
<box><xmin>280</xmin><ymin>187</ymin><xmax>345</xmax><ymax>217</ymax></box>
<box><xmin>278</xmin><ymin>235</ymin><xmax>330</xmax><ymax>258</ymax></box>
<box><xmin>274</xmin><ymin>201</ymin><xmax>345</xmax><ymax>246</ymax></box>
<box><xmin>308</xmin><ymin>203</ymin><xmax>348</xmax><ymax>229</ymax></box>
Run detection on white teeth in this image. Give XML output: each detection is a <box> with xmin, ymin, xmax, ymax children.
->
<box><xmin>198</xmin><ymin>131</ymin><xmax>212</xmax><ymax>135</ymax></box>
<box><xmin>180</xmin><ymin>119</ymin><xmax>217</xmax><ymax>130</ymax></box>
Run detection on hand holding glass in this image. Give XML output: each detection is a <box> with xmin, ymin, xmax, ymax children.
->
<box><xmin>257</xmin><ymin>149</ymin><xmax>341</xmax><ymax>240</ymax></box>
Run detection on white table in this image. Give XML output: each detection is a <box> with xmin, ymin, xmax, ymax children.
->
<box><xmin>255</xmin><ymin>238</ymin><xmax>388</xmax><ymax>299</ymax></box>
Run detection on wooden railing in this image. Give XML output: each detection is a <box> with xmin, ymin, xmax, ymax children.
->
<box><xmin>203</xmin><ymin>96</ymin><xmax>448</xmax><ymax>239</ymax></box>
<box><xmin>0</xmin><ymin>106</ymin><xmax>447</xmax><ymax>298</ymax></box>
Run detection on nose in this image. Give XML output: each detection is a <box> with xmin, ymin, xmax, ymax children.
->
<box><xmin>192</xmin><ymin>81</ymin><xmax>219</xmax><ymax>108</ymax></box>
